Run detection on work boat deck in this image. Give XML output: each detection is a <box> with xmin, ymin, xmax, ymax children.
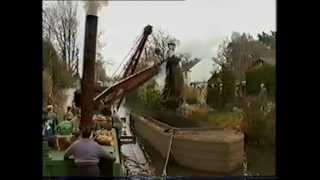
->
<box><xmin>42</xmin><ymin>128</ymin><xmax>124</xmax><ymax>177</ymax></box>
<box><xmin>116</xmin><ymin>110</ymin><xmax>154</xmax><ymax>176</ymax></box>
<box><xmin>130</xmin><ymin>112</ymin><xmax>245</xmax><ymax>173</ymax></box>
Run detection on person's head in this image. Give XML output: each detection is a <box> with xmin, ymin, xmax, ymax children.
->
<box><xmin>81</xmin><ymin>128</ymin><xmax>92</xmax><ymax>139</ymax></box>
<box><xmin>47</xmin><ymin>105</ymin><xmax>53</xmax><ymax>112</ymax></box>
<box><xmin>260</xmin><ymin>83</ymin><xmax>265</xmax><ymax>88</ymax></box>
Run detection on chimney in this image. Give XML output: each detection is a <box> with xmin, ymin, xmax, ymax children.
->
<box><xmin>80</xmin><ymin>15</ymin><xmax>98</xmax><ymax>129</ymax></box>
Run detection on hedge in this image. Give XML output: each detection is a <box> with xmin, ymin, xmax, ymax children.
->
<box><xmin>246</xmin><ymin>65</ymin><xmax>275</xmax><ymax>97</ymax></box>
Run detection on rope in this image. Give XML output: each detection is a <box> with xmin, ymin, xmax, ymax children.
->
<box><xmin>111</xmin><ymin>35</ymin><xmax>143</xmax><ymax>79</ymax></box>
<box><xmin>162</xmin><ymin>129</ymin><xmax>175</xmax><ymax>177</ymax></box>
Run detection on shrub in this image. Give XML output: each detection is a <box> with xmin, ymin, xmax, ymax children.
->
<box><xmin>246</xmin><ymin>65</ymin><xmax>275</xmax><ymax>97</ymax></box>
<box><xmin>207</xmin><ymin>112</ymin><xmax>242</xmax><ymax>128</ymax></box>
<box><xmin>207</xmin><ymin>86</ymin><xmax>223</xmax><ymax>109</ymax></box>
<box><xmin>220</xmin><ymin>67</ymin><xmax>236</xmax><ymax>108</ymax></box>
<box><xmin>43</xmin><ymin>40</ymin><xmax>75</xmax><ymax>110</ymax></box>
<box><xmin>186</xmin><ymin>107</ymin><xmax>208</xmax><ymax>121</ymax></box>
<box><xmin>138</xmin><ymin>80</ymin><xmax>162</xmax><ymax>110</ymax></box>
<box><xmin>184</xmin><ymin>87</ymin><xmax>199</xmax><ymax>105</ymax></box>
<box><xmin>207</xmin><ymin>67</ymin><xmax>235</xmax><ymax>110</ymax></box>
<box><xmin>240</xmin><ymin>97</ymin><xmax>275</xmax><ymax>146</ymax></box>
<box><xmin>43</xmin><ymin>70</ymin><xmax>52</xmax><ymax>106</ymax></box>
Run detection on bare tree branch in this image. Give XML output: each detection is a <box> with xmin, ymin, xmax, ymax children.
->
<box><xmin>43</xmin><ymin>1</ymin><xmax>79</xmax><ymax>75</ymax></box>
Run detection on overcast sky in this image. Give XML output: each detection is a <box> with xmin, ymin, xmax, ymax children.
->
<box><xmin>44</xmin><ymin>0</ymin><xmax>276</xmax><ymax>82</ymax></box>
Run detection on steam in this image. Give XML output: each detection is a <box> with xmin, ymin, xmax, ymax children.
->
<box><xmin>84</xmin><ymin>0</ymin><xmax>108</xmax><ymax>16</ymax></box>
<box><xmin>63</xmin><ymin>88</ymin><xmax>76</xmax><ymax>110</ymax></box>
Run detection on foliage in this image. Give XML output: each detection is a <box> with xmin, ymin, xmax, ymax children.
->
<box><xmin>208</xmin><ymin>31</ymin><xmax>276</xmax><ymax>147</ymax></box>
<box><xmin>138</xmin><ymin>80</ymin><xmax>162</xmax><ymax>110</ymax></box>
<box><xmin>43</xmin><ymin>70</ymin><xmax>52</xmax><ymax>107</ymax></box>
<box><xmin>257</xmin><ymin>31</ymin><xmax>276</xmax><ymax>50</ymax></box>
<box><xmin>43</xmin><ymin>40</ymin><xmax>75</xmax><ymax>108</ymax></box>
<box><xmin>206</xmin><ymin>67</ymin><xmax>235</xmax><ymax>110</ymax></box>
<box><xmin>240</xmin><ymin>97</ymin><xmax>275</xmax><ymax>146</ymax></box>
<box><xmin>125</xmin><ymin>79</ymin><xmax>161</xmax><ymax>111</ymax></box>
<box><xmin>207</xmin><ymin>112</ymin><xmax>242</xmax><ymax>128</ymax></box>
<box><xmin>144</xmin><ymin>28</ymin><xmax>180</xmax><ymax>62</ymax></box>
<box><xmin>183</xmin><ymin>87</ymin><xmax>198</xmax><ymax>105</ymax></box>
<box><xmin>43</xmin><ymin>40</ymin><xmax>75</xmax><ymax>89</ymax></box>
<box><xmin>207</xmin><ymin>71</ymin><xmax>223</xmax><ymax>109</ymax></box>
<box><xmin>207</xmin><ymin>86</ymin><xmax>223</xmax><ymax>109</ymax></box>
<box><xmin>212</xmin><ymin>31</ymin><xmax>275</xmax><ymax>82</ymax></box>
<box><xmin>246</xmin><ymin>65</ymin><xmax>275</xmax><ymax>97</ymax></box>
<box><xmin>220</xmin><ymin>66</ymin><xmax>235</xmax><ymax>107</ymax></box>
<box><xmin>43</xmin><ymin>1</ymin><xmax>80</xmax><ymax>75</ymax></box>
<box><xmin>185</xmin><ymin>107</ymin><xmax>208</xmax><ymax>121</ymax></box>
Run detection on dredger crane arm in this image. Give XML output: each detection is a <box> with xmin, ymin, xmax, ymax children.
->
<box><xmin>93</xmin><ymin>25</ymin><xmax>159</xmax><ymax>108</ymax></box>
<box><xmin>94</xmin><ymin>61</ymin><xmax>163</xmax><ymax>104</ymax></box>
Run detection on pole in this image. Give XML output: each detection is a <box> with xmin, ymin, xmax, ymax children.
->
<box><xmin>80</xmin><ymin>15</ymin><xmax>98</xmax><ymax>129</ymax></box>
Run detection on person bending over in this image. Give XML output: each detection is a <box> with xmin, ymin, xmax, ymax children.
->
<box><xmin>64</xmin><ymin>128</ymin><xmax>115</xmax><ymax>177</ymax></box>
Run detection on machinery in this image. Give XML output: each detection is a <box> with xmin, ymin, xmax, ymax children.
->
<box><xmin>44</xmin><ymin>12</ymin><xmax>164</xmax><ymax>176</ymax></box>
<box><xmin>73</xmin><ymin>24</ymin><xmax>164</xmax><ymax>118</ymax></box>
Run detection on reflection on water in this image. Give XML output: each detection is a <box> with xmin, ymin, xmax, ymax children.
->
<box><xmin>138</xmin><ymin>135</ymin><xmax>275</xmax><ymax>176</ymax></box>
<box><xmin>246</xmin><ymin>145</ymin><xmax>275</xmax><ymax>176</ymax></box>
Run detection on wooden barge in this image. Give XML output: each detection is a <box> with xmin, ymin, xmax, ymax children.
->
<box><xmin>130</xmin><ymin>112</ymin><xmax>244</xmax><ymax>173</ymax></box>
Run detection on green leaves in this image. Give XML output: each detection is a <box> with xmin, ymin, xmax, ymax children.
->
<box><xmin>246</xmin><ymin>65</ymin><xmax>275</xmax><ymax>97</ymax></box>
<box><xmin>257</xmin><ymin>31</ymin><xmax>276</xmax><ymax>50</ymax></box>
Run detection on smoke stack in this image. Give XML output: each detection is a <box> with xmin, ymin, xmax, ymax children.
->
<box><xmin>84</xmin><ymin>1</ymin><xmax>108</xmax><ymax>16</ymax></box>
<box><xmin>80</xmin><ymin>15</ymin><xmax>98</xmax><ymax>129</ymax></box>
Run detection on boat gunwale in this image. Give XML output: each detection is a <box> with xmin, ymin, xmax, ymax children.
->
<box><xmin>131</xmin><ymin>112</ymin><xmax>244</xmax><ymax>143</ymax></box>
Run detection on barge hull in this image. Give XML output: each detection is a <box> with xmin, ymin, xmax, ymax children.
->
<box><xmin>131</xmin><ymin>112</ymin><xmax>244</xmax><ymax>173</ymax></box>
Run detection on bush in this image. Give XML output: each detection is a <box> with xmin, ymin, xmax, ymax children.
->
<box><xmin>43</xmin><ymin>70</ymin><xmax>52</xmax><ymax>106</ymax></box>
<box><xmin>220</xmin><ymin>67</ymin><xmax>235</xmax><ymax>107</ymax></box>
<box><xmin>240</xmin><ymin>98</ymin><xmax>275</xmax><ymax>146</ymax></box>
<box><xmin>207</xmin><ymin>67</ymin><xmax>235</xmax><ymax>110</ymax></box>
<box><xmin>128</xmin><ymin>80</ymin><xmax>162</xmax><ymax>111</ymax></box>
<box><xmin>207</xmin><ymin>86</ymin><xmax>223</xmax><ymax>109</ymax></box>
<box><xmin>246</xmin><ymin>65</ymin><xmax>275</xmax><ymax>97</ymax></box>
<box><xmin>43</xmin><ymin>40</ymin><xmax>75</xmax><ymax>109</ymax></box>
<box><xmin>207</xmin><ymin>112</ymin><xmax>242</xmax><ymax>128</ymax></box>
<box><xmin>184</xmin><ymin>87</ymin><xmax>198</xmax><ymax>105</ymax></box>
<box><xmin>185</xmin><ymin>107</ymin><xmax>208</xmax><ymax>121</ymax></box>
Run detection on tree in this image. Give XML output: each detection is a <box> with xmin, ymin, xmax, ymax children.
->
<box><xmin>139</xmin><ymin>79</ymin><xmax>161</xmax><ymax>109</ymax></box>
<box><xmin>143</xmin><ymin>28</ymin><xmax>180</xmax><ymax>64</ymax></box>
<box><xmin>213</xmin><ymin>32</ymin><xmax>275</xmax><ymax>82</ymax></box>
<box><xmin>43</xmin><ymin>1</ymin><xmax>80</xmax><ymax>76</ymax></box>
<box><xmin>43</xmin><ymin>40</ymin><xmax>75</xmax><ymax>108</ymax></box>
<box><xmin>258</xmin><ymin>31</ymin><xmax>276</xmax><ymax>49</ymax></box>
<box><xmin>220</xmin><ymin>66</ymin><xmax>235</xmax><ymax>108</ymax></box>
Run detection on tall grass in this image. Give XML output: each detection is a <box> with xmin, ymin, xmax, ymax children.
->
<box><xmin>240</xmin><ymin>97</ymin><xmax>275</xmax><ymax>146</ymax></box>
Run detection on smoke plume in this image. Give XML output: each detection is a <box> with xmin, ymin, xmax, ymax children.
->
<box><xmin>84</xmin><ymin>0</ymin><xmax>108</xmax><ymax>16</ymax></box>
<box><xmin>63</xmin><ymin>88</ymin><xmax>76</xmax><ymax>110</ymax></box>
